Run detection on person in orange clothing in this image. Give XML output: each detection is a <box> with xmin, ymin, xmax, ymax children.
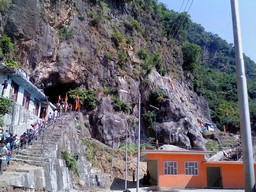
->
<box><xmin>58</xmin><ymin>95</ymin><xmax>61</xmax><ymax>104</ymax></box>
<box><xmin>75</xmin><ymin>95</ymin><xmax>81</xmax><ymax>111</ymax></box>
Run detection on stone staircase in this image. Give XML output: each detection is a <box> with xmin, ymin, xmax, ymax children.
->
<box><xmin>12</xmin><ymin>125</ymin><xmax>62</xmax><ymax>166</ymax></box>
<box><xmin>9</xmin><ymin>112</ymin><xmax>111</xmax><ymax>191</ymax></box>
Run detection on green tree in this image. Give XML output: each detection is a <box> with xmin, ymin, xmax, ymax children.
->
<box><xmin>68</xmin><ymin>89</ymin><xmax>98</xmax><ymax>111</ymax></box>
<box><xmin>0</xmin><ymin>35</ymin><xmax>14</xmax><ymax>56</ymax></box>
<box><xmin>0</xmin><ymin>97</ymin><xmax>12</xmax><ymax>127</ymax></box>
<box><xmin>0</xmin><ymin>0</ymin><xmax>11</xmax><ymax>11</ymax></box>
<box><xmin>182</xmin><ymin>41</ymin><xmax>201</xmax><ymax>71</ymax></box>
<box><xmin>142</xmin><ymin>111</ymin><xmax>157</xmax><ymax>129</ymax></box>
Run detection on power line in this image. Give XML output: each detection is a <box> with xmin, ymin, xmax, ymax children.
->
<box><xmin>171</xmin><ymin>0</ymin><xmax>194</xmax><ymax>39</ymax></box>
<box><xmin>178</xmin><ymin>0</ymin><xmax>186</xmax><ymax>12</ymax></box>
<box><xmin>168</xmin><ymin>0</ymin><xmax>188</xmax><ymax>37</ymax></box>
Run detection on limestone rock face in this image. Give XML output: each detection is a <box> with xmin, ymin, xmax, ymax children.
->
<box><xmin>1</xmin><ymin>0</ymin><xmax>212</xmax><ymax>150</ymax></box>
<box><xmin>145</xmin><ymin>70</ymin><xmax>208</xmax><ymax>149</ymax></box>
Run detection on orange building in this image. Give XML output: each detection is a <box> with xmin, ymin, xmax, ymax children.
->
<box><xmin>141</xmin><ymin>146</ymin><xmax>256</xmax><ymax>190</ymax></box>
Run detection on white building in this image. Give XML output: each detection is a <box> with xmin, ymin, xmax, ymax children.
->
<box><xmin>0</xmin><ymin>63</ymin><xmax>49</xmax><ymax>137</ymax></box>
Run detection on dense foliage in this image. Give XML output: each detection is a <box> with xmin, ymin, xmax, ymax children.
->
<box><xmin>127</xmin><ymin>0</ymin><xmax>256</xmax><ymax>132</ymax></box>
<box><xmin>61</xmin><ymin>150</ymin><xmax>79</xmax><ymax>175</ymax></box>
<box><xmin>0</xmin><ymin>97</ymin><xmax>12</xmax><ymax>116</ymax></box>
<box><xmin>4</xmin><ymin>59</ymin><xmax>20</xmax><ymax>68</ymax></box>
<box><xmin>68</xmin><ymin>89</ymin><xmax>98</xmax><ymax>111</ymax></box>
<box><xmin>0</xmin><ymin>0</ymin><xmax>11</xmax><ymax>11</ymax></box>
<box><xmin>0</xmin><ymin>34</ymin><xmax>13</xmax><ymax>58</ymax></box>
<box><xmin>58</xmin><ymin>27</ymin><xmax>73</xmax><ymax>41</ymax></box>
<box><xmin>112</xmin><ymin>96</ymin><xmax>131</xmax><ymax>113</ymax></box>
<box><xmin>182</xmin><ymin>41</ymin><xmax>201</xmax><ymax>71</ymax></box>
<box><xmin>184</xmin><ymin>18</ymin><xmax>256</xmax><ymax>132</ymax></box>
<box><xmin>0</xmin><ymin>97</ymin><xmax>12</xmax><ymax>127</ymax></box>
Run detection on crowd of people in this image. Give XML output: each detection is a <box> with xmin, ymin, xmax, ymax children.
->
<box><xmin>0</xmin><ymin>94</ymin><xmax>81</xmax><ymax>175</ymax></box>
<box><xmin>0</xmin><ymin>120</ymin><xmax>46</xmax><ymax>175</ymax></box>
<box><xmin>46</xmin><ymin>95</ymin><xmax>81</xmax><ymax>123</ymax></box>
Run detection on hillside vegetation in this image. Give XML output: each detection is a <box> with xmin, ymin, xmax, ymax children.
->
<box><xmin>129</xmin><ymin>0</ymin><xmax>256</xmax><ymax>132</ymax></box>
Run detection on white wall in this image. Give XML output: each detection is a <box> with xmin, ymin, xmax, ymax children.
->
<box><xmin>16</xmin><ymin>86</ymin><xmax>24</xmax><ymax>106</ymax></box>
<box><xmin>0</xmin><ymin>74</ymin><xmax>45</xmax><ymax>136</ymax></box>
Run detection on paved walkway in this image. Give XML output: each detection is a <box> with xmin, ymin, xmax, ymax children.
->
<box><xmin>112</xmin><ymin>189</ymin><xmax>244</xmax><ymax>192</ymax></box>
<box><xmin>111</xmin><ymin>187</ymin><xmax>244</xmax><ymax>192</ymax></box>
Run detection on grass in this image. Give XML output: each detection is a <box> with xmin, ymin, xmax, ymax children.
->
<box><xmin>205</xmin><ymin>139</ymin><xmax>219</xmax><ymax>155</ymax></box>
<box><xmin>83</xmin><ymin>139</ymin><xmax>112</xmax><ymax>169</ymax></box>
<box><xmin>119</xmin><ymin>143</ymin><xmax>155</xmax><ymax>153</ymax></box>
<box><xmin>61</xmin><ymin>150</ymin><xmax>79</xmax><ymax>175</ymax></box>
<box><xmin>14</xmin><ymin>169</ymin><xmax>29</xmax><ymax>173</ymax></box>
<box><xmin>76</xmin><ymin>124</ymin><xmax>82</xmax><ymax>130</ymax></box>
<box><xmin>205</xmin><ymin>137</ymin><xmax>238</xmax><ymax>156</ymax></box>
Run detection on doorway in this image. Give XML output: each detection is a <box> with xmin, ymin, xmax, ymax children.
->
<box><xmin>207</xmin><ymin>167</ymin><xmax>223</xmax><ymax>188</ymax></box>
<box><xmin>147</xmin><ymin>160</ymin><xmax>158</xmax><ymax>187</ymax></box>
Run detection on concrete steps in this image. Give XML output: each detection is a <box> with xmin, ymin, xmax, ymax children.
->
<box><xmin>11</xmin><ymin>116</ymin><xmax>67</xmax><ymax>166</ymax></box>
<box><xmin>10</xmin><ymin>158</ymin><xmax>44</xmax><ymax>166</ymax></box>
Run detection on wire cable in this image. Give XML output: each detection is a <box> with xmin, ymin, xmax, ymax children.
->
<box><xmin>178</xmin><ymin>0</ymin><xmax>186</xmax><ymax>12</ymax></box>
<box><xmin>172</xmin><ymin>0</ymin><xmax>194</xmax><ymax>39</ymax></box>
<box><xmin>168</xmin><ymin>0</ymin><xmax>188</xmax><ymax>38</ymax></box>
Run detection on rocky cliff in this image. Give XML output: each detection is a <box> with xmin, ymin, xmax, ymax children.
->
<box><xmin>0</xmin><ymin>0</ymin><xmax>212</xmax><ymax>149</ymax></box>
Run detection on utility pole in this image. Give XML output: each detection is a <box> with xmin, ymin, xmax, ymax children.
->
<box><xmin>119</xmin><ymin>90</ymin><xmax>130</xmax><ymax>192</ymax></box>
<box><xmin>125</xmin><ymin>121</ymin><xmax>128</xmax><ymax>191</ymax></box>
<box><xmin>230</xmin><ymin>0</ymin><xmax>255</xmax><ymax>191</ymax></box>
<box><xmin>136</xmin><ymin>93</ymin><xmax>141</xmax><ymax>192</ymax></box>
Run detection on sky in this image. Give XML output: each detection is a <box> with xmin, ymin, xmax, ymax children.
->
<box><xmin>158</xmin><ymin>0</ymin><xmax>256</xmax><ymax>63</ymax></box>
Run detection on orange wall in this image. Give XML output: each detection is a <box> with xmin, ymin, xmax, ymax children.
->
<box><xmin>147</xmin><ymin>153</ymin><xmax>207</xmax><ymax>189</ymax></box>
<box><xmin>206</xmin><ymin>163</ymin><xmax>256</xmax><ymax>189</ymax></box>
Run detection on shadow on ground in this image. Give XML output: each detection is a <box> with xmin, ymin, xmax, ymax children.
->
<box><xmin>110</xmin><ymin>177</ymin><xmax>179</xmax><ymax>191</ymax></box>
<box><xmin>110</xmin><ymin>177</ymin><xmax>144</xmax><ymax>190</ymax></box>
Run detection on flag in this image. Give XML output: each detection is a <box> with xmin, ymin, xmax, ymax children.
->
<box><xmin>58</xmin><ymin>95</ymin><xmax>61</xmax><ymax>103</ymax></box>
<box><xmin>75</xmin><ymin>95</ymin><xmax>80</xmax><ymax>111</ymax></box>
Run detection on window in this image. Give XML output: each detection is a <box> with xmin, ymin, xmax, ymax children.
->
<box><xmin>164</xmin><ymin>161</ymin><xmax>177</xmax><ymax>175</ymax></box>
<box><xmin>34</xmin><ymin>99</ymin><xmax>39</xmax><ymax>116</ymax></box>
<box><xmin>185</xmin><ymin>162</ymin><xmax>198</xmax><ymax>176</ymax></box>
<box><xmin>23</xmin><ymin>91</ymin><xmax>30</xmax><ymax>110</ymax></box>
<box><xmin>10</xmin><ymin>81</ymin><xmax>19</xmax><ymax>102</ymax></box>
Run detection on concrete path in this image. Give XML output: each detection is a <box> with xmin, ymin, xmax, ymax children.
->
<box><xmin>111</xmin><ymin>187</ymin><xmax>244</xmax><ymax>192</ymax></box>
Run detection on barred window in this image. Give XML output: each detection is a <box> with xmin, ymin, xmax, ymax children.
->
<box><xmin>185</xmin><ymin>162</ymin><xmax>198</xmax><ymax>176</ymax></box>
<box><xmin>164</xmin><ymin>161</ymin><xmax>177</xmax><ymax>175</ymax></box>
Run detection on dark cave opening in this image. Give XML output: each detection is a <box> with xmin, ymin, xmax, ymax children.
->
<box><xmin>44</xmin><ymin>81</ymin><xmax>78</xmax><ymax>104</ymax></box>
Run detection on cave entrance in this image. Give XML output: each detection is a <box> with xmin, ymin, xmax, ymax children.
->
<box><xmin>44</xmin><ymin>82</ymin><xmax>78</xmax><ymax>105</ymax></box>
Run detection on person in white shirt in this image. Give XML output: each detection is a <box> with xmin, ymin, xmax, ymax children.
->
<box><xmin>54</xmin><ymin>109</ymin><xmax>58</xmax><ymax>120</ymax></box>
<box><xmin>47</xmin><ymin>112</ymin><xmax>53</xmax><ymax>123</ymax></box>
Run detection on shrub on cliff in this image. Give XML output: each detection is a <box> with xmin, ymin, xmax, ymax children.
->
<box><xmin>58</xmin><ymin>27</ymin><xmax>73</xmax><ymax>41</ymax></box>
<box><xmin>112</xmin><ymin>96</ymin><xmax>131</xmax><ymax>113</ymax></box>
<box><xmin>111</xmin><ymin>29</ymin><xmax>126</xmax><ymax>48</ymax></box>
<box><xmin>61</xmin><ymin>150</ymin><xmax>79</xmax><ymax>175</ymax></box>
<box><xmin>4</xmin><ymin>59</ymin><xmax>20</xmax><ymax>68</ymax></box>
<box><xmin>0</xmin><ymin>35</ymin><xmax>13</xmax><ymax>57</ymax></box>
<box><xmin>182</xmin><ymin>41</ymin><xmax>201</xmax><ymax>71</ymax></box>
<box><xmin>0</xmin><ymin>0</ymin><xmax>11</xmax><ymax>11</ymax></box>
<box><xmin>68</xmin><ymin>89</ymin><xmax>98</xmax><ymax>111</ymax></box>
